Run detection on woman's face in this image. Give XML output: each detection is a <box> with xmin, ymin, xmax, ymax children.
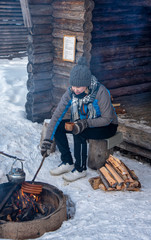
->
<box><xmin>72</xmin><ymin>86</ymin><xmax>87</xmax><ymax>95</ymax></box>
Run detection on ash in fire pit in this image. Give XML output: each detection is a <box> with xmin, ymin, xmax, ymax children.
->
<box><xmin>0</xmin><ymin>181</ymin><xmax>68</xmax><ymax>239</ymax></box>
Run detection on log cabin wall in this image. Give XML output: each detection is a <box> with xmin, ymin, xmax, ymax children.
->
<box><xmin>26</xmin><ymin>0</ymin><xmax>94</xmax><ymax>122</ymax></box>
<box><xmin>51</xmin><ymin>0</ymin><xmax>94</xmax><ymax>105</ymax></box>
<box><xmin>0</xmin><ymin>0</ymin><xmax>28</xmax><ymax>59</ymax></box>
<box><xmin>25</xmin><ymin>0</ymin><xmax>54</xmax><ymax>122</ymax></box>
<box><xmin>90</xmin><ymin>0</ymin><xmax>151</xmax><ymax>98</ymax></box>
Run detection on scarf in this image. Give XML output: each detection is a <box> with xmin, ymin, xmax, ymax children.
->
<box><xmin>70</xmin><ymin>75</ymin><xmax>100</xmax><ymax>122</ymax></box>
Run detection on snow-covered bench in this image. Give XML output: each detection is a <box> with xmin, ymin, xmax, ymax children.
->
<box><xmin>88</xmin><ymin>132</ymin><xmax>123</xmax><ymax>170</ymax></box>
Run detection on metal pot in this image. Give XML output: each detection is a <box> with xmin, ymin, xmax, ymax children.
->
<box><xmin>6</xmin><ymin>159</ymin><xmax>26</xmax><ymax>183</ymax></box>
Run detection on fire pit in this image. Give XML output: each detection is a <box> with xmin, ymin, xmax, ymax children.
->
<box><xmin>0</xmin><ymin>181</ymin><xmax>67</xmax><ymax>239</ymax></box>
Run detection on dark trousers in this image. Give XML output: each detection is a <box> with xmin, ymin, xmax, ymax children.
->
<box><xmin>55</xmin><ymin>119</ymin><xmax>118</xmax><ymax>172</ymax></box>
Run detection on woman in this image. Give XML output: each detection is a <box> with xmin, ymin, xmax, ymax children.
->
<box><xmin>41</xmin><ymin>57</ymin><xmax>118</xmax><ymax>182</ymax></box>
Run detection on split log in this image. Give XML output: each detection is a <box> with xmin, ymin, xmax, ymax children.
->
<box><xmin>106</xmin><ymin>155</ymin><xmax>134</xmax><ymax>182</ymax></box>
<box><xmin>105</xmin><ymin>163</ymin><xmax>124</xmax><ymax>186</ymax></box>
<box><xmin>97</xmin><ymin>171</ymin><xmax>111</xmax><ymax>190</ymax></box>
<box><xmin>88</xmin><ymin>176</ymin><xmax>102</xmax><ymax>190</ymax></box>
<box><xmin>52</xmin><ymin>0</ymin><xmax>94</xmax><ymax>11</ymax></box>
<box><xmin>99</xmin><ymin>167</ymin><xmax>117</xmax><ymax>188</ymax></box>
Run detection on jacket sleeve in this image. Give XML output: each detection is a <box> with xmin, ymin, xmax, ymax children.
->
<box><xmin>45</xmin><ymin>90</ymin><xmax>71</xmax><ymax>140</ymax></box>
<box><xmin>87</xmin><ymin>85</ymin><xmax>117</xmax><ymax>127</ymax></box>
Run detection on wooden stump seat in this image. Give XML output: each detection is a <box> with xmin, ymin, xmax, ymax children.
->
<box><xmin>88</xmin><ymin>132</ymin><xmax>123</xmax><ymax>170</ymax></box>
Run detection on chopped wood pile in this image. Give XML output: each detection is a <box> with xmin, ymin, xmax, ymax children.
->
<box><xmin>89</xmin><ymin>155</ymin><xmax>141</xmax><ymax>191</ymax></box>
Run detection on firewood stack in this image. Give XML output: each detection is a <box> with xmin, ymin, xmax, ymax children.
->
<box><xmin>89</xmin><ymin>155</ymin><xmax>141</xmax><ymax>191</ymax></box>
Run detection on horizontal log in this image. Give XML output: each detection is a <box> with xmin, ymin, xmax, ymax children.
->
<box><xmin>110</xmin><ymin>82</ymin><xmax>151</xmax><ymax>98</ymax></box>
<box><xmin>52</xmin><ymin>0</ymin><xmax>94</xmax><ymax>11</ymax></box>
<box><xmin>91</xmin><ymin>56</ymin><xmax>151</xmax><ymax>71</ymax></box>
<box><xmin>28</xmin><ymin>52</ymin><xmax>53</xmax><ymax>64</ymax></box>
<box><xmin>29</xmin><ymin>0</ymin><xmax>53</xmax><ymax>4</ymax></box>
<box><xmin>30</xmin><ymin>5</ymin><xmax>53</xmax><ymax>16</ymax></box>
<box><xmin>53</xmin><ymin>58</ymin><xmax>76</xmax><ymax>68</ymax></box>
<box><xmin>119</xmin><ymin>141</ymin><xmax>151</xmax><ymax>160</ymax></box>
<box><xmin>0</xmin><ymin>5</ymin><xmax>21</xmax><ymax>9</ymax></box>
<box><xmin>94</xmin><ymin>0</ymin><xmax>151</xmax><ymax>7</ymax></box>
<box><xmin>92</xmin><ymin>20</ymin><xmax>151</xmax><ymax>32</ymax></box>
<box><xmin>52</xmin><ymin>29</ymin><xmax>92</xmax><ymax>42</ymax></box>
<box><xmin>52</xmin><ymin>1</ymin><xmax>86</xmax><ymax>11</ymax></box>
<box><xmin>90</xmin><ymin>65</ymin><xmax>151</xmax><ymax>81</ymax></box>
<box><xmin>28</xmin><ymin>34</ymin><xmax>53</xmax><ymax>44</ymax></box>
<box><xmin>0</xmin><ymin>44</ymin><xmax>27</xmax><ymax>50</ymax></box>
<box><xmin>27</xmin><ymin>78</ymin><xmax>53</xmax><ymax>92</ymax></box>
<box><xmin>0</xmin><ymin>11</ymin><xmax>22</xmax><ymax>16</ymax></box>
<box><xmin>53</xmin><ymin>65</ymin><xmax>71</xmax><ymax>77</ymax></box>
<box><xmin>0</xmin><ymin>1</ymin><xmax>21</xmax><ymax>5</ymax></box>
<box><xmin>25</xmin><ymin>101</ymin><xmax>53</xmax><ymax>116</ymax></box>
<box><xmin>27</xmin><ymin>62</ymin><xmax>53</xmax><ymax>74</ymax></box>
<box><xmin>28</xmin><ymin>71</ymin><xmax>53</xmax><ymax>81</ymax></box>
<box><xmin>118</xmin><ymin>118</ymin><xmax>151</xmax><ymax>151</ymax></box>
<box><xmin>52</xmin><ymin>74</ymin><xmax>70</xmax><ymax>89</ymax></box>
<box><xmin>31</xmin><ymin>25</ymin><xmax>52</xmax><ymax>35</ymax></box>
<box><xmin>102</xmin><ymin>73</ymin><xmax>151</xmax><ymax>89</ymax></box>
<box><xmin>0</xmin><ymin>39</ymin><xmax>27</xmax><ymax>45</ymax></box>
<box><xmin>27</xmin><ymin>90</ymin><xmax>52</xmax><ymax>104</ymax></box>
<box><xmin>53</xmin><ymin>9</ymin><xmax>85</xmax><ymax>21</ymax></box>
<box><xmin>27</xmin><ymin>42</ymin><xmax>53</xmax><ymax>54</ymax></box>
<box><xmin>0</xmin><ymin>34</ymin><xmax>27</xmax><ymax>40</ymax></box>
<box><xmin>0</xmin><ymin>20</ymin><xmax>24</xmax><ymax>25</ymax></box>
<box><xmin>0</xmin><ymin>25</ymin><xmax>27</xmax><ymax>30</ymax></box>
<box><xmin>91</xmin><ymin>45</ymin><xmax>151</xmax><ymax>60</ymax></box>
<box><xmin>53</xmin><ymin>18</ymin><xmax>93</xmax><ymax>32</ymax></box>
<box><xmin>32</xmin><ymin>16</ymin><xmax>53</xmax><ymax>24</ymax></box>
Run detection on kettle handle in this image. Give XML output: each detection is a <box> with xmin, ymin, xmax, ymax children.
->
<box><xmin>11</xmin><ymin>159</ymin><xmax>23</xmax><ymax>171</ymax></box>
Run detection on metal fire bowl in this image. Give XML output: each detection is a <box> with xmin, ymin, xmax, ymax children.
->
<box><xmin>0</xmin><ymin>181</ymin><xmax>67</xmax><ymax>240</ymax></box>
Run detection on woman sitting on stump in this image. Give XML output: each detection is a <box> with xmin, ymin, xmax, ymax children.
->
<box><xmin>41</xmin><ymin>56</ymin><xmax>118</xmax><ymax>182</ymax></box>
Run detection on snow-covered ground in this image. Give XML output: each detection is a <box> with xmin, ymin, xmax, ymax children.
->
<box><xmin>0</xmin><ymin>57</ymin><xmax>151</xmax><ymax>240</ymax></box>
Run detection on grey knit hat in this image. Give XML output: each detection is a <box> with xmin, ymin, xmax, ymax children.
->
<box><xmin>70</xmin><ymin>56</ymin><xmax>91</xmax><ymax>87</ymax></box>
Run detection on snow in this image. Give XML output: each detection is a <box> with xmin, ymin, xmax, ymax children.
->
<box><xmin>0</xmin><ymin>57</ymin><xmax>151</xmax><ymax>240</ymax></box>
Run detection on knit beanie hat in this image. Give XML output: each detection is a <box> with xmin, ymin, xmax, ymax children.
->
<box><xmin>70</xmin><ymin>56</ymin><xmax>91</xmax><ymax>87</ymax></box>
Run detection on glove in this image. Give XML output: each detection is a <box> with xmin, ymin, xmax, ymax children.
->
<box><xmin>41</xmin><ymin>139</ymin><xmax>52</xmax><ymax>157</ymax></box>
<box><xmin>72</xmin><ymin>119</ymin><xmax>88</xmax><ymax>135</ymax></box>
